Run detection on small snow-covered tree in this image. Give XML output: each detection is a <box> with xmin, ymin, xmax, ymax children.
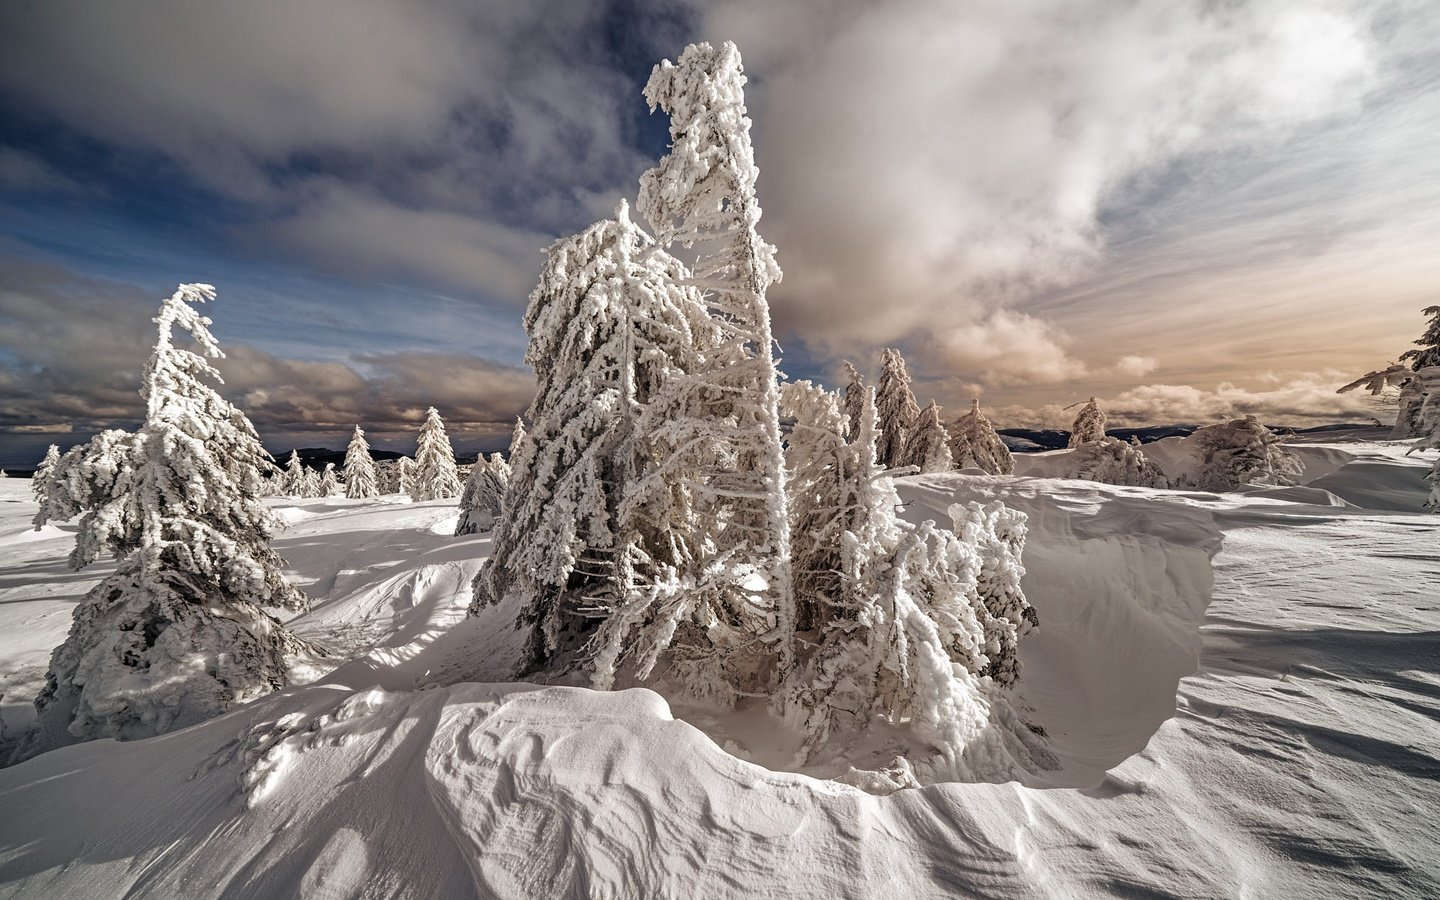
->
<box><xmin>950</xmin><ymin>399</ymin><xmax>1014</xmax><ymax>475</ymax></box>
<box><xmin>30</xmin><ymin>443</ymin><xmax>61</xmax><ymax>514</ymax></box>
<box><xmin>631</xmin><ymin>39</ymin><xmax>795</xmax><ymax>686</ymax></box>
<box><xmin>841</xmin><ymin>360</ymin><xmax>866</xmax><ymax>441</ymax></box>
<box><xmin>390</xmin><ymin>456</ymin><xmax>415</xmax><ymax>497</ymax></box>
<box><xmin>279</xmin><ymin>451</ymin><xmax>306</xmax><ymax>496</ymax></box>
<box><xmin>905</xmin><ymin>400</ymin><xmax>953</xmax><ymax>473</ymax></box>
<box><xmin>21</xmin><ymin>284</ymin><xmax>311</xmax><ymax>758</ymax></box>
<box><xmin>456</xmin><ymin>453</ymin><xmax>510</xmax><ymax>536</ymax></box>
<box><xmin>318</xmin><ymin>462</ymin><xmax>341</xmax><ymax>497</ymax></box>
<box><xmin>412</xmin><ymin>407</ymin><xmax>461</xmax><ymax>501</ymax></box>
<box><xmin>343</xmin><ymin>426</ymin><xmax>379</xmax><ymax>499</ymax></box>
<box><xmin>875</xmin><ymin>348</ymin><xmax>921</xmax><ymax>469</ymax></box>
<box><xmin>1185</xmin><ymin>415</ymin><xmax>1302</xmax><ymax>491</ymax></box>
<box><xmin>298</xmin><ymin>464</ymin><xmax>321</xmax><ymax>499</ymax></box>
<box><xmin>1064</xmin><ymin>436</ymin><xmax>1169</xmax><ymax>488</ymax></box>
<box><xmin>1067</xmin><ymin>397</ymin><xmax>1107</xmax><ymax>447</ymax></box>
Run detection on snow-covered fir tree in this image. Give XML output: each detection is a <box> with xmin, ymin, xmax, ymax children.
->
<box><xmin>343</xmin><ymin>426</ymin><xmax>379</xmax><ymax>499</ymax></box>
<box><xmin>875</xmin><ymin>348</ymin><xmax>921</xmax><ymax>469</ymax></box>
<box><xmin>318</xmin><ymin>462</ymin><xmax>341</xmax><ymax>497</ymax></box>
<box><xmin>456</xmin><ymin>453</ymin><xmax>510</xmax><ymax>536</ymax></box>
<box><xmin>411</xmin><ymin>407</ymin><xmax>461</xmax><ymax>501</ymax></box>
<box><xmin>779</xmin><ymin>380</ymin><xmax>853</xmax><ymax>633</ymax></box>
<box><xmin>30</xmin><ymin>443</ymin><xmax>61</xmax><ymax>516</ymax></box>
<box><xmin>20</xmin><ymin>284</ymin><xmax>311</xmax><ymax>759</ymax></box>
<box><xmin>1184</xmin><ymin>415</ymin><xmax>1302</xmax><ymax>491</ymax></box>
<box><xmin>841</xmin><ymin>360</ymin><xmax>866</xmax><ymax>441</ymax></box>
<box><xmin>905</xmin><ymin>400</ymin><xmax>954</xmax><ymax>473</ymax></box>
<box><xmin>475</xmin><ymin>202</ymin><xmax>713</xmax><ymax>674</ymax></box>
<box><xmin>280</xmin><ymin>450</ymin><xmax>306</xmax><ymax>496</ymax></box>
<box><xmin>391</xmin><ymin>455</ymin><xmax>415</xmax><ymax>497</ymax></box>
<box><xmin>298</xmin><ymin>464</ymin><xmax>321</xmax><ymax>499</ymax></box>
<box><xmin>1067</xmin><ymin>397</ymin><xmax>1107</xmax><ymax>447</ymax></box>
<box><xmin>1064</xmin><ymin>436</ymin><xmax>1169</xmax><ymax>488</ymax></box>
<box><xmin>628</xmin><ymin>39</ymin><xmax>796</xmax><ymax>689</ymax></box>
<box><xmin>950</xmin><ymin>399</ymin><xmax>1014</xmax><ymax>475</ymax></box>
<box><xmin>1340</xmin><ymin>307</ymin><xmax>1440</xmax><ymax>438</ymax></box>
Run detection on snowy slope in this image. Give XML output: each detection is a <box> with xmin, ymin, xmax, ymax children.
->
<box><xmin>1</xmin><ymin>441</ymin><xmax>1437</xmax><ymax>898</ymax></box>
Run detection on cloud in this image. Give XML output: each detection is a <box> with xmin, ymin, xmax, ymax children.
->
<box><xmin>1114</xmin><ymin>355</ymin><xmax>1159</xmax><ymax>378</ymax></box>
<box><xmin>0</xmin><ymin>147</ymin><xmax>84</xmax><ymax>194</ymax></box>
<box><xmin>922</xmin><ymin>309</ymin><xmax>1087</xmax><ymax>386</ymax></box>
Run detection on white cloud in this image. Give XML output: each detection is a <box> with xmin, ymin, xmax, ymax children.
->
<box><xmin>1114</xmin><ymin>355</ymin><xmax>1159</xmax><ymax>378</ymax></box>
<box><xmin>924</xmin><ymin>309</ymin><xmax>1087</xmax><ymax>386</ymax></box>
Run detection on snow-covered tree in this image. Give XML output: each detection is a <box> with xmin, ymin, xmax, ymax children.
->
<box><xmin>1067</xmin><ymin>397</ymin><xmax>1107</xmax><ymax>447</ymax></box>
<box><xmin>629</xmin><ymin>40</ymin><xmax>795</xmax><ymax>686</ymax></box>
<box><xmin>30</xmin><ymin>443</ymin><xmax>60</xmax><ymax>514</ymax></box>
<box><xmin>474</xmin><ymin>203</ymin><xmax>713</xmax><ymax>674</ymax></box>
<box><xmin>875</xmin><ymin>348</ymin><xmax>921</xmax><ymax>469</ymax></box>
<box><xmin>841</xmin><ymin>360</ymin><xmax>866</xmax><ymax>441</ymax></box>
<box><xmin>298</xmin><ymin>464</ymin><xmax>321</xmax><ymax>499</ymax></box>
<box><xmin>905</xmin><ymin>400</ymin><xmax>953</xmax><ymax>473</ymax></box>
<box><xmin>1425</xmin><ymin>457</ymin><xmax>1440</xmax><ymax>513</ymax></box>
<box><xmin>1341</xmin><ymin>307</ymin><xmax>1440</xmax><ymax>438</ymax></box>
<box><xmin>950</xmin><ymin>399</ymin><xmax>1014</xmax><ymax>475</ymax></box>
<box><xmin>318</xmin><ymin>462</ymin><xmax>341</xmax><ymax>497</ymax></box>
<box><xmin>20</xmin><ymin>284</ymin><xmax>311</xmax><ymax>758</ymax></box>
<box><xmin>456</xmin><ymin>453</ymin><xmax>510</xmax><ymax>536</ymax></box>
<box><xmin>343</xmin><ymin>426</ymin><xmax>379</xmax><ymax>499</ymax></box>
<box><xmin>411</xmin><ymin>407</ymin><xmax>461</xmax><ymax>501</ymax></box>
<box><xmin>391</xmin><ymin>456</ymin><xmax>415</xmax><ymax>497</ymax></box>
<box><xmin>279</xmin><ymin>451</ymin><xmax>306</xmax><ymax>496</ymax></box>
<box><xmin>1064</xmin><ymin>436</ymin><xmax>1169</xmax><ymax>488</ymax></box>
<box><xmin>779</xmin><ymin>380</ymin><xmax>853</xmax><ymax>633</ymax></box>
<box><xmin>1184</xmin><ymin>415</ymin><xmax>1302</xmax><ymax>491</ymax></box>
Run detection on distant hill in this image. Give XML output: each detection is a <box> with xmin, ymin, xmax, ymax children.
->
<box><xmin>999</xmin><ymin>423</ymin><xmax>1376</xmax><ymax>453</ymax></box>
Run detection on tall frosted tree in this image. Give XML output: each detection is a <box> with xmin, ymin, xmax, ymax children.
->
<box><xmin>950</xmin><ymin>399</ymin><xmax>1014</xmax><ymax>475</ymax></box>
<box><xmin>280</xmin><ymin>451</ymin><xmax>306</xmax><ymax>496</ymax></box>
<box><xmin>20</xmin><ymin>284</ymin><xmax>311</xmax><ymax>758</ymax></box>
<box><xmin>841</xmin><ymin>360</ymin><xmax>866</xmax><ymax>441</ymax></box>
<box><xmin>475</xmin><ymin>203</ymin><xmax>712</xmax><ymax>674</ymax></box>
<box><xmin>391</xmin><ymin>456</ymin><xmax>415</xmax><ymax>497</ymax></box>
<box><xmin>29</xmin><ymin>443</ymin><xmax>61</xmax><ymax>521</ymax></box>
<box><xmin>1067</xmin><ymin>397</ymin><xmax>1107</xmax><ymax>447</ymax></box>
<box><xmin>875</xmin><ymin>347</ymin><xmax>921</xmax><ymax>468</ymax></box>
<box><xmin>905</xmin><ymin>400</ymin><xmax>954</xmax><ymax>473</ymax></box>
<box><xmin>343</xmin><ymin>425</ymin><xmax>379</xmax><ymax>499</ymax></box>
<box><xmin>318</xmin><ymin>462</ymin><xmax>341</xmax><ymax>497</ymax></box>
<box><xmin>411</xmin><ymin>407</ymin><xmax>461</xmax><ymax>501</ymax></box>
<box><xmin>779</xmin><ymin>381</ymin><xmax>853</xmax><ymax>633</ymax></box>
<box><xmin>633</xmin><ymin>40</ymin><xmax>795</xmax><ymax>681</ymax></box>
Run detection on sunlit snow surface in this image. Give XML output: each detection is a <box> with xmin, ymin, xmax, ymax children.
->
<box><xmin>0</xmin><ymin>435</ymin><xmax>1436</xmax><ymax>898</ymax></box>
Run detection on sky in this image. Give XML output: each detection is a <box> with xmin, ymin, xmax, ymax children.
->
<box><xmin>1</xmin><ymin>0</ymin><xmax>1438</xmax><ymax>467</ymax></box>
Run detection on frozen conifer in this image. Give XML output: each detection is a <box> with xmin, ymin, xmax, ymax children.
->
<box><xmin>20</xmin><ymin>284</ymin><xmax>311</xmax><ymax>758</ymax></box>
<box><xmin>343</xmin><ymin>426</ymin><xmax>379</xmax><ymax>499</ymax></box>
<box><xmin>632</xmin><ymin>40</ymin><xmax>795</xmax><ymax>687</ymax></box>
<box><xmin>905</xmin><ymin>400</ymin><xmax>954</xmax><ymax>473</ymax></box>
<box><xmin>392</xmin><ymin>456</ymin><xmax>415</xmax><ymax>497</ymax></box>
<box><xmin>318</xmin><ymin>462</ymin><xmax>341</xmax><ymax>497</ymax></box>
<box><xmin>841</xmin><ymin>360</ymin><xmax>866</xmax><ymax>441</ymax></box>
<box><xmin>299</xmin><ymin>465</ymin><xmax>321</xmax><ymax>499</ymax></box>
<box><xmin>779</xmin><ymin>381</ymin><xmax>853</xmax><ymax>632</ymax></box>
<box><xmin>1064</xmin><ymin>436</ymin><xmax>1169</xmax><ymax>488</ymax></box>
<box><xmin>1340</xmin><ymin>307</ymin><xmax>1440</xmax><ymax>438</ymax></box>
<box><xmin>411</xmin><ymin>407</ymin><xmax>461</xmax><ymax>501</ymax></box>
<box><xmin>456</xmin><ymin>453</ymin><xmax>510</xmax><ymax>536</ymax></box>
<box><xmin>1425</xmin><ymin>457</ymin><xmax>1440</xmax><ymax>513</ymax></box>
<box><xmin>950</xmin><ymin>399</ymin><xmax>1014</xmax><ymax>475</ymax></box>
<box><xmin>875</xmin><ymin>348</ymin><xmax>921</xmax><ymax>468</ymax></box>
<box><xmin>279</xmin><ymin>450</ymin><xmax>305</xmax><ymax>496</ymax></box>
<box><xmin>1184</xmin><ymin>415</ymin><xmax>1302</xmax><ymax>491</ymax></box>
<box><xmin>1067</xmin><ymin>397</ymin><xmax>1107</xmax><ymax>447</ymax></box>
<box><xmin>30</xmin><ymin>443</ymin><xmax>60</xmax><ymax>518</ymax></box>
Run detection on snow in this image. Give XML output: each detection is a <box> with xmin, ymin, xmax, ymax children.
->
<box><xmin>2</xmin><ymin>434</ymin><xmax>1438</xmax><ymax>897</ymax></box>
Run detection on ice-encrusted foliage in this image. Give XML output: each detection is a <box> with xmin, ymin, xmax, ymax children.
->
<box><xmin>780</xmin><ymin>381</ymin><xmax>852</xmax><ymax>633</ymax></box>
<box><xmin>950</xmin><ymin>399</ymin><xmax>1014</xmax><ymax>475</ymax></box>
<box><xmin>388</xmin><ymin>456</ymin><xmax>415</xmax><ymax>496</ymax></box>
<box><xmin>1340</xmin><ymin>307</ymin><xmax>1440</xmax><ymax>438</ymax></box>
<box><xmin>1064</xmin><ymin>436</ymin><xmax>1170</xmax><ymax>488</ymax></box>
<box><xmin>876</xmin><ymin>348</ymin><xmax>921</xmax><ymax>469</ymax></box>
<box><xmin>22</xmin><ymin>284</ymin><xmax>310</xmax><ymax>758</ymax></box>
<box><xmin>318</xmin><ymin>463</ymin><xmax>341</xmax><ymax>498</ymax></box>
<box><xmin>412</xmin><ymin>408</ymin><xmax>461</xmax><ymax>501</ymax></box>
<box><xmin>456</xmin><ymin>453</ymin><xmax>510</xmax><ymax>536</ymax></box>
<box><xmin>475</xmin><ymin>204</ymin><xmax>712</xmax><ymax>674</ymax></box>
<box><xmin>1067</xmin><ymin>397</ymin><xmax>1107</xmax><ymax>448</ymax></box>
<box><xmin>1425</xmin><ymin>457</ymin><xmax>1440</xmax><ymax>513</ymax></box>
<box><xmin>1184</xmin><ymin>415</ymin><xmax>1302</xmax><ymax>491</ymax></box>
<box><xmin>1400</xmin><ymin>306</ymin><xmax>1440</xmax><ymax>371</ymax></box>
<box><xmin>29</xmin><ymin>443</ymin><xmax>60</xmax><ymax>522</ymax></box>
<box><xmin>343</xmin><ymin>426</ymin><xmax>379</xmax><ymax>499</ymax></box>
<box><xmin>905</xmin><ymin>400</ymin><xmax>954</xmax><ymax>473</ymax></box>
<box><xmin>635</xmin><ymin>40</ymin><xmax>795</xmax><ymax>681</ymax></box>
<box><xmin>279</xmin><ymin>451</ymin><xmax>305</xmax><ymax>497</ymax></box>
<box><xmin>950</xmin><ymin>500</ymin><xmax>1036</xmax><ymax>687</ymax></box>
<box><xmin>841</xmin><ymin>360</ymin><xmax>866</xmax><ymax>441</ymax></box>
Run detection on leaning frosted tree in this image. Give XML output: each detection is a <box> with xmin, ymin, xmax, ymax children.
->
<box><xmin>1339</xmin><ymin>306</ymin><xmax>1440</xmax><ymax>438</ymax></box>
<box><xmin>841</xmin><ymin>361</ymin><xmax>867</xmax><ymax>441</ymax></box>
<box><xmin>905</xmin><ymin>400</ymin><xmax>954</xmax><ymax>473</ymax></box>
<box><xmin>19</xmin><ymin>284</ymin><xmax>312</xmax><ymax>759</ymax></box>
<box><xmin>875</xmin><ymin>347</ymin><xmax>921</xmax><ymax>469</ymax></box>
<box><xmin>1184</xmin><ymin>415</ymin><xmax>1302</xmax><ymax>491</ymax></box>
<box><xmin>950</xmin><ymin>399</ymin><xmax>1014</xmax><ymax>475</ymax></box>
<box><xmin>628</xmin><ymin>39</ymin><xmax>796</xmax><ymax>687</ymax></box>
<box><xmin>1067</xmin><ymin>397</ymin><xmax>1107</xmax><ymax>447</ymax></box>
<box><xmin>474</xmin><ymin>202</ymin><xmax>712</xmax><ymax>674</ymax></box>
<box><xmin>343</xmin><ymin>425</ymin><xmax>379</xmax><ymax>499</ymax></box>
<box><xmin>411</xmin><ymin>407</ymin><xmax>462</xmax><ymax>501</ymax></box>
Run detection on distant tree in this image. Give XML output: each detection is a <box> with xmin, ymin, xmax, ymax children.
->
<box><xmin>343</xmin><ymin>426</ymin><xmax>379</xmax><ymax>499</ymax></box>
<box><xmin>30</xmin><ymin>443</ymin><xmax>61</xmax><ymax>515</ymax></box>
<box><xmin>1184</xmin><ymin>415</ymin><xmax>1302</xmax><ymax>491</ymax></box>
<box><xmin>392</xmin><ymin>456</ymin><xmax>415</xmax><ymax>497</ymax></box>
<box><xmin>1067</xmin><ymin>397</ymin><xmax>1107</xmax><ymax>447</ymax></box>
<box><xmin>875</xmin><ymin>348</ymin><xmax>921</xmax><ymax>468</ymax></box>
<box><xmin>279</xmin><ymin>451</ymin><xmax>305</xmax><ymax>496</ymax></box>
<box><xmin>905</xmin><ymin>400</ymin><xmax>954</xmax><ymax>473</ymax></box>
<box><xmin>840</xmin><ymin>360</ymin><xmax>866</xmax><ymax>441</ymax></box>
<box><xmin>298</xmin><ymin>465</ymin><xmax>321</xmax><ymax>499</ymax></box>
<box><xmin>1064</xmin><ymin>436</ymin><xmax>1169</xmax><ymax>488</ymax></box>
<box><xmin>456</xmin><ymin>453</ymin><xmax>510</xmax><ymax>536</ymax></box>
<box><xmin>318</xmin><ymin>462</ymin><xmax>341</xmax><ymax>497</ymax></box>
<box><xmin>20</xmin><ymin>284</ymin><xmax>310</xmax><ymax>758</ymax></box>
<box><xmin>411</xmin><ymin>407</ymin><xmax>461</xmax><ymax>501</ymax></box>
<box><xmin>950</xmin><ymin>399</ymin><xmax>1014</xmax><ymax>475</ymax></box>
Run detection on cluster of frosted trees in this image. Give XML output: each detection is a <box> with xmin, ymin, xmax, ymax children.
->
<box><xmin>269</xmin><ymin>408</ymin><xmax>462</xmax><ymax>503</ymax></box>
<box><xmin>470</xmin><ymin>42</ymin><xmax>1037</xmax><ymax>774</ymax></box>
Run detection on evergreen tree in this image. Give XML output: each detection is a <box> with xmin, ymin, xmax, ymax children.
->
<box><xmin>1425</xmin><ymin>457</ymin><xmax>1440</xmax><ymax>514</ymax></box>
<box><xmin>318</xmin><ymin>462</ymin><xmax>341</xmax><ymax>497</ymax></box>
<box><xmin>299</xmin><ymin>465</ymin><xmax>321</xmax><ymax>499</ymax></box>
<box><xmin>779</xmin><ymin>380</ymin><xmax>853</xmax><ymax>633</ymax></box>
<box><xmin>1064</xmin><ymin>436</ymin><xmax>1169</xmax><ymax>488</ymax></box>
<box><xmin>343</xmin><ymin>425</ymin><xmax>379</xmax><ymax>499</ymax></box>
<box><xmin>30</xmin><ymin>443</ymin><xmax>61</xmax><ymax>518</ymax></box>
<box><xmin>456</xmin><ymin>453</ymin><xmax>511</xmax><ymax>536</ymax></box>
<box><xmin>905</xmin><ymin>400</ymin><xmax>954</xmax><ymax>473</ymax></box>
<box><xmin>633</xmin><ymin>40</ymin><xmax>795</xmax><ymax>685</ymax></box>
<box><xmin>950</xmin><ymin>399</ymin><xmax>1014</xmax><ymax>475</ymax></box>
<box><xmin>392</xmin><ymin>456</ymin><xmax>415</xmax><ymax>497</ymax></box>
<box><xmin>841</xmin><ymin>360</ymin><xmax>866</xmax><ymax>441</ymax></box>
<box><xmin>1184</xmin><ymin>415</ymin><xmax>1302</xmax><ymax>491</ymax></box>
<box><xmin>475</xmin><ymin>202</ymin><xmax>712</xmax><ymax>674</ymax></box>
<box><xmin>21</xmin><ymin>284</ymin><xmax>311</xmax><ymax>758</ymax></box>
<box><xmin>280</xmin><ymin>451</ymin><xmax>306</xmax><ymax>496</ymax></box>
<box><xmin>875</xmin><ymin>347</ymin><xmax>921</xmax><ymax>468</ymax></box>
<box><xmin>1067</xmin><ymin>397</ymin><xmax>1107</xmax><ymax>447</ymax></box>
<box><xmin>411</xmin><ymin>407</ymin><xmax>461</xmax><ymax>501</ymax></box>
<box><xmin>1340</xmin><ymin>307</ymin><xmax>1440</xmax><ymax>437</ymax></box>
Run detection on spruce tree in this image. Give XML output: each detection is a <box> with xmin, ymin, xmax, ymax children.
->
<box><xmin>318</xmin><ymin>462</ymin><xmax>341</xmax><ymax>497</ymax></box>
<box><xmin>1184</xmin><ymin>415</ymin><xmax>1302</xmax><ymax>491</ymax></box>
<box><xmin>950</xmin><ymin>399</ymin><xmax>1014</xmax><ymax>475</ymax></box>
<box><xmin>841</xmin><ymin>360</ymin><xmax>866</xmax><ymax>441</ymax></box>
<box><xmin>875</xmin><ymin>347</ymin><xmax>921</xmax><ymax>468</ymax></box>
<box><xmin>21</xmin><ymin>284</ymin><xmax>311</xmax><ymax>757</ymax></box>
<box><xmin>1064</xmin><ymin>436</ymin><xmax>1169</xmax><ymax>488</ymax></box>
<box><xmin>299</xmin><ymin>465</ymin><xmax>321</xmax><ymax>499</ymax></box>
<box><xmin>280</xmin><ymin>451</ymin><xmax>305</xmax><ymax>496</ymax></box>
<box><xmin>1067</xmin><ymin>397</ymin><xmax>1107</xmax><ymax>447</ymax></box>
<box><xmin>633</xmin><ymin>40</ymin><xmax>795</xmax><ymax>684</ymax></box>
<box><xmin>779</xmin><ymin>381</ymin><xmax>853</xmax><ymax>633</ymax></box>
<box><xmin>905</xmin><ymin>400</ymin><xmax>954</xmax><ymax>473</ymax></box>
<box><xmin>392</xmin><ymin>456</ymin><xmax>415</xmax><ymax>497</ymax></box>
<box><xmin>343</xmin><ymin>425</ymin><xmax>379</xmax><ymax>499</ymax></box>
<box><xmin>456</xmin><ymin>453</ymin><xmax>510</xmax><ymax>536</ymax></box>
<box><xmin>30</xmin><ymin>443</ymin><xmax>60</xmax><ymax>523</ymax></box>
<box><xmin>411</xmin><ymin>407</ymin><xmax>461</xmax><ymax>501</ymax></box>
